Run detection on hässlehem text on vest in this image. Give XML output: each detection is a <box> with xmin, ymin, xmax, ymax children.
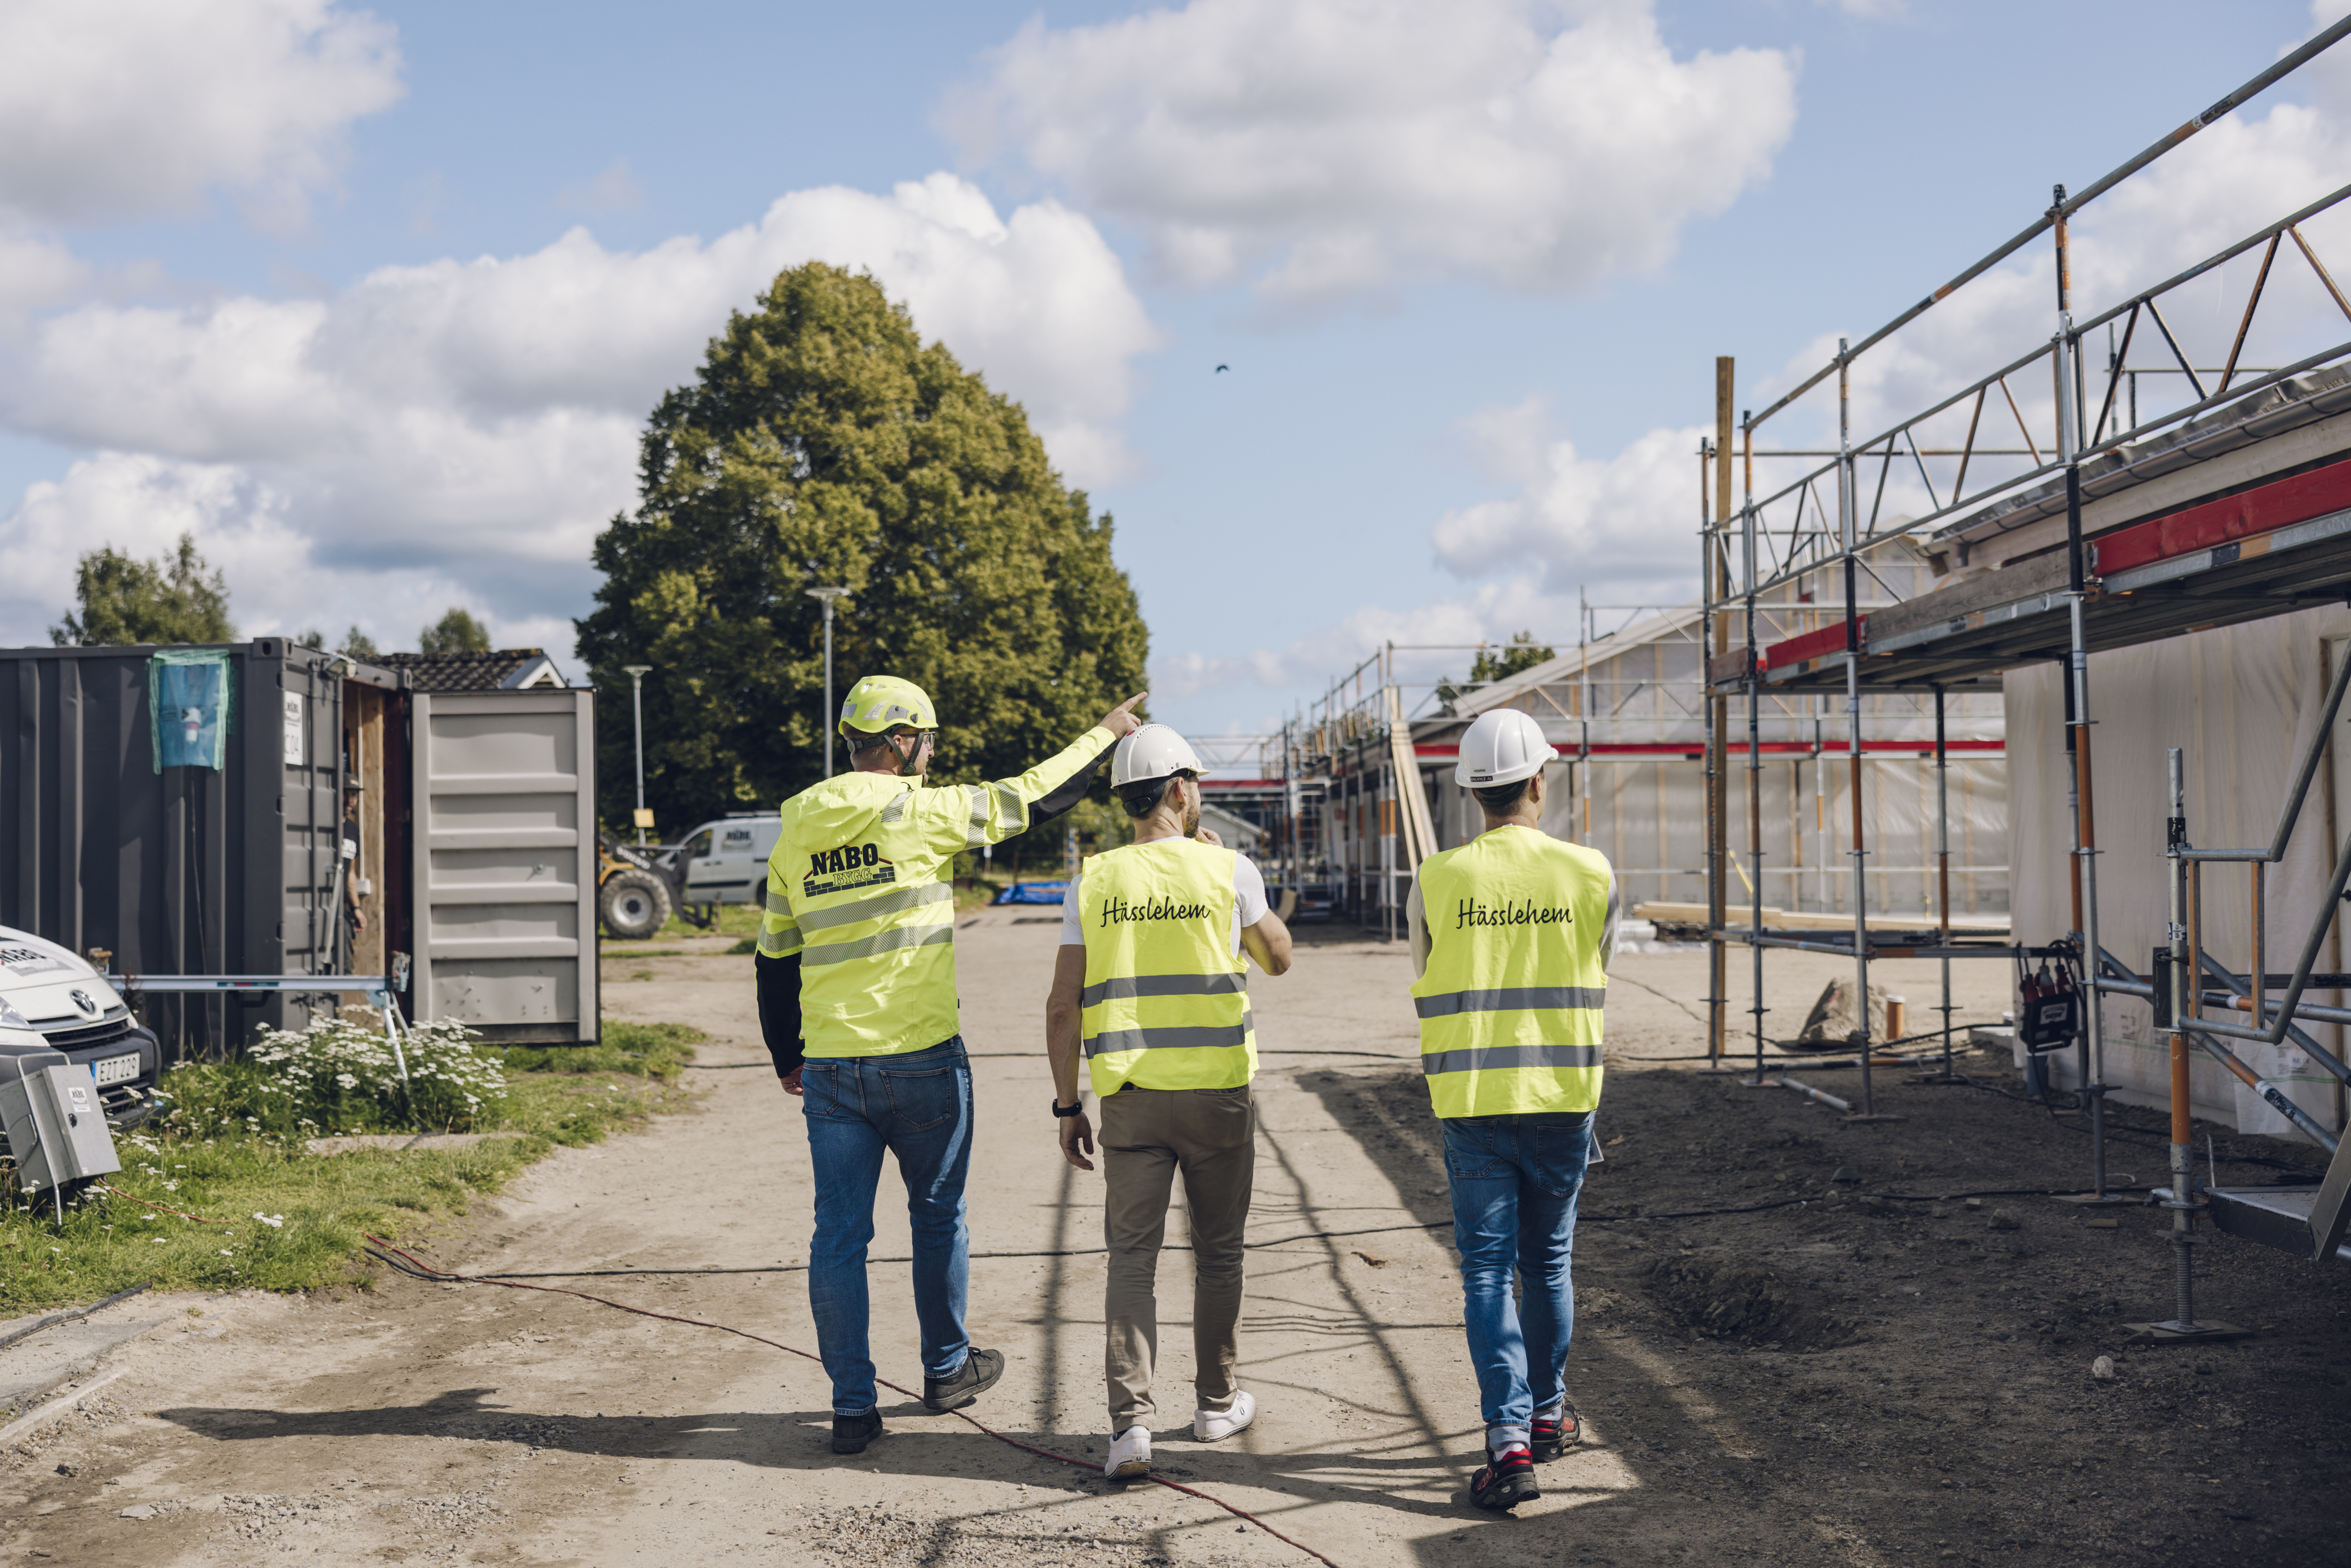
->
<box><xmin>1452</xmin><ymin>899</ymin><xmax>1575</xmax><ymax>930</ymax></box>
<box><xmin>1096</xmin><ymin>894</ymin><xmax>1214</xmax><ymax>927</ymax></box>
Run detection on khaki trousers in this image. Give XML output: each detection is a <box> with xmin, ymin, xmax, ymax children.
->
<box><xmin>1099</xmin><ymin>1084</ymin><xmax>1257</xmax><ymax>1433</ymax></box>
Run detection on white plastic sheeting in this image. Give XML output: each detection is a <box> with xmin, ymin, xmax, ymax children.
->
<box><xmin>1424</xmin><ymin>750</ymin><xmax>2008</xmax><ymax>918</ymax></box>
<box><xmin>2006</xmin><ymin>605</ymin><xmax>2351</xmax><ymax>1137</ymax></box>
<box><xmin>1436</xmin><ymin>597</ymin><xmax>2007</xmax><ymax>918</ymax></box>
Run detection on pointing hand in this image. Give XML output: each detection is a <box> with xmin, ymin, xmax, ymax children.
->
<box><xmin>1097</xmin><ymin>692</ymin><xmax>1148</xmax><ymax>739</ymax></box>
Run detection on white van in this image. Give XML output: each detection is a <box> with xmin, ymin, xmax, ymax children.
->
<box><xmin>675</xmin><ymin>814</ymin><xmax>783</xmax><ymax>907</ymax></box>
<box><xmin>0</xmin><ymin>927</ymin><xmax>161</xmax><ymax>1128</ymax></box>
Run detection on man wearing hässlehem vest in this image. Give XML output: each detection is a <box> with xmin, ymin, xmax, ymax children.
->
<box><xmin>1406</xmin><ymin>707</ymin><xmax>1618</xmax><ymax>1513</ymax></box>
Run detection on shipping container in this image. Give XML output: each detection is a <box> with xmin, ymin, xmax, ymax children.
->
<box><xmin>0</xmin><ymin>642</ymin><xmax>599</xmax><ymax>1058</ymax></box>
<box><xmin>410</xmin><ymin>688</ymin><xmax>599</xmax><ymax>1044</ymax></box>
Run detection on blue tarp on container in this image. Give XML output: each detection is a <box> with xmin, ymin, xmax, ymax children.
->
<box><xmin>992</xmin><ymin>880</ymin><xmax>1069</xmax><ymax>906</ymax></box>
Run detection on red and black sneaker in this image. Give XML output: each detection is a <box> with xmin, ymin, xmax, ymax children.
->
<box><xmin>1531</xmin><ymin>1400</ymin><xmax>1581</xmax><ymax>1461</ymax></box>
<box><xmin>1470</xmin><ymin>1445</ymin><xmax>1540</xmax><ymax>1511</ymax></box>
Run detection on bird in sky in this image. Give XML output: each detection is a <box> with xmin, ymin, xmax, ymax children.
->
<box><xmin>1215</xmin><ymin>364</ymin><xmax>1229</xmax><ymax>373</ymax></box>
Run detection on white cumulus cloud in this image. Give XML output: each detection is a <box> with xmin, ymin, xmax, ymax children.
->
<box><xmin>0</xmin><ymin>451</ymin><xmax>535</xmax><ymax>652</ymax></box>
<box><xmin>0</xmin><ymin>0</ymin><xmax>403</xmax><ymax>229</ymax></box>
<box><xmin>1446</xmin><ymin>2</ymin><xmax>2351</xmax><ymax>599</ymax></box>
<box><xmin>0</xmin><ymin>176</ymin><xmax>1161</xmax><ymax>647</ymax></box>
<box><xmin>1431</xmin><ymin>400</ymin><xmax>1704</xmax><ymax>595</ymax></box>
<box><xmin>945</xmin><ymin>0</ymin><xmax>1798</xmax><ymax>305</ymax></box>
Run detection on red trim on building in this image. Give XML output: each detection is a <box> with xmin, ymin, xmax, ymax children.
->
<box><xmin>1753</xmin><ymin>455</ymin><xmax>2351</xmax><ymax>671</ymax></box>
<box><xmin>1412</xmin><ymin>740</ymin><xmax>2000</xmax><ymax>758</ymax></box>
<box><xmin>2090</xmin><ymin>453</ymin><xmax>2351</xmax><ymax>575</ymax></box>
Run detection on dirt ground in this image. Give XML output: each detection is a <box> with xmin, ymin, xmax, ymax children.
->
<box><xmin>5</xmin><ymin>916</ymin><xmax>2349</xmax><ymax>1567</ymax></box>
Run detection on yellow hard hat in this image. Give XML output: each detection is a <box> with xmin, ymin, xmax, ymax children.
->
<box><xmin>838</xmin><ymin>675</ymin><xmax>937</xmax><ymax>737</ymax></box>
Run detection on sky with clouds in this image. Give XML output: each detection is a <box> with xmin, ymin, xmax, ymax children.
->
<box><xmin>0</xmin><ymin>0</ymin><xmax>2345</xmax><ymax>741</ymax></box>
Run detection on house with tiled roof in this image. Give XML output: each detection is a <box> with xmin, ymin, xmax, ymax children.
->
<box><xmin>371</xmin><ymin>649</ymin><xmax>569</xmax><ymax>692</ymax></box>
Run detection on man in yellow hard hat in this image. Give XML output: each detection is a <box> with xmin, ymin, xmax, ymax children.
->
<box><xmin>758</xmin><ymin>674</ymin><xmax>1145</xmax><ymax>1456</ymax></box>
<box><xmin>1404</xmin><ymin>706</ymin><xmax>1617</xmax><ymax>1513</ymax></box>
<box><xmin>1043</xmin><ymin>722</ymin><xmax>1291</xmax><ymax>1481</ymax></box>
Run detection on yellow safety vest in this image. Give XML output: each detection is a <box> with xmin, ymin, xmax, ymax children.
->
<box><xmin>758</xmin><ymin>728</ymin><xmax>1113</xmax><ymax>1057</ymax></box>
<box><xmin>1078</xmin><ymin>839</ymin><xmax>1254</xmax><ymax>1097</ymax></box>
<box><xmin>1410</xmin><ymin>825</ymin><xmax>1610</xmax><ymax>1118</ymax></box>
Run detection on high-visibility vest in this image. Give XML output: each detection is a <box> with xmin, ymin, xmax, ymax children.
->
<box><xmin>1409</xmin><ymin>825</ymin><xmax>1610</xmax><ymax>1118</ymax></box>
<box><xmin>1077</xmin><ymin>838</ymin><xmax>1254</xmax><ymax>1097</ymax></box>
<box><xmin>757</xmin><ymin>727</ymin><xmax>1111</xmax><ymax>1057</ymax></box>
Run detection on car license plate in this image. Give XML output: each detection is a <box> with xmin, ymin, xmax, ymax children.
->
<box><xmin>92</xmin><ymin>1054</ymin><xmax>140</xmax><ymax>1086</ymax></box>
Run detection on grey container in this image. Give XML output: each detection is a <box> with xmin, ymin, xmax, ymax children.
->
<box><xmin>409</xmin><ymin>687</ymin><xmax>600</xmax><ymax>1044</ymax></box>
<box><xmin>2</xmin><ymin>641</ymin><xmax>602</xmax><ymax>1058</ymax></box>
<box><xmin>1</xmin><ymin>640</ymin><xmax>398</xmax><ymax>1060</ymax></box>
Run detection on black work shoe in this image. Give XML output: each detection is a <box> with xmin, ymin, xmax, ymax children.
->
<box><xmin>1531</xmin><ymin>1399</ymin><xmax>1581</xmax><ymax>1461</ymax></box>
<box><xmin>831</xmin><ymin>1410</ymin><xmax>883</xmax><ymax>1453</ymax></box>
<box><xmin>922</xmin><ymin>1347</ymin><xmax>1006</xmax><ymax>1412</ymax></box>
<box><xmin>1470</xmin><ymin>1446</ymin><xmax>1540</xmax><ymax>1512</ymax></box>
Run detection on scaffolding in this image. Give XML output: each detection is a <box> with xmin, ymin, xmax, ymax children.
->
<box><xmin>1700</xmin><ymin>18</ymin><xmax>2351</xmax><ymax>1325</ymax></box>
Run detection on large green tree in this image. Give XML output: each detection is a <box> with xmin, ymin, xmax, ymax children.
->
<box><xmin>576</xmin><ymin>263</ymin><xmax>1149</xmax><ymax>835</ymax></box>
<box><xmin>50</xmin><ymin>533</ymin><xmax>235</xmax><ymax>646</ymax></box>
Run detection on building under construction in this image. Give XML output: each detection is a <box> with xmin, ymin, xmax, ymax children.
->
<box><xmin>1694</xmin><ymin>25</ymin><xmax>2351</xmax><ymax>1336</ymax></box>
<box><xmin>1245</xmin><ymin>26</ymin><xmax>2351</xmax><ymax>1335</ymax></box>
<box><xmin>1227</xmin><ymin>598</ymin><xmax>2007</xmax><ymax>938</ymax></box>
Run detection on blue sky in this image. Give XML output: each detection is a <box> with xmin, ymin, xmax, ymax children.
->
<box><xmin>0</xmin><ymin>0</ymin><xmax>2342</xmax><ymax>739</ymax></box>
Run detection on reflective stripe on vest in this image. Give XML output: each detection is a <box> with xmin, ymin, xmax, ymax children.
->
<box><xmin>1410</xmin><ymin>826</ymin><xmax>1611</xmax><ymax>1118</ymax></box>
<box><xmin>1079</xmin><ymin>839</ymin><xmax>1254</xmax><ymax>1095</ymax></box>
<box><xmin>756</xmin><ymin>882</ymin><xmax>805</xmax><ymax>959</ymax></box>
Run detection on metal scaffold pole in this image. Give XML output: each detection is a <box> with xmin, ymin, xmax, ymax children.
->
<box><xmin>2135</xmin><ymin>749</ymin><xmax>2242</xmax><ymax>1339</ymax></box>
<box><xmin>1838</xmin><ymin>340</ymin><xmax>1894</xmax><ymax>1123</ymax></box>
<box><xmin>2164</xmin><ymin>751</ymin><xmax>2201</xmax><ymax>1323</ymax></box>
<box><xmin>1931</xmin><ymin>685</ymin><xmax>1956</xmax><ymax>1081</ymax></box>
<box><xmin>1744</xmin><ymin>404</ymin><xmax>1769</xmax><ymax>1086</ymax></box>
<box><xmin>2052</xmin><ymin>183</ymin><xmax>2118</xmax><ymax>1200</ymax></box>
<box><xmin>1714</xmin><ymin>359</ymin><xmax>1743</xmax><ymax>1072</ymax></box>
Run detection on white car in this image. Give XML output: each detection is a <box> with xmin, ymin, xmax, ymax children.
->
<box><xmin>0</xmin><ymin>926</ymin><xmax>162</xmax><ymax>1128</ymax></box>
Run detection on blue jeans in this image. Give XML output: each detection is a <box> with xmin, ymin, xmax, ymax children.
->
<box><xmin>799</xmin><ymin>1038</ymin><xmax>973</xmax><ymax>1416</ymax></box>
<box><xmin>1442</xmin><ymin>1110</ymin><xmax>1593</xmax><ymax>1453</ymax></box>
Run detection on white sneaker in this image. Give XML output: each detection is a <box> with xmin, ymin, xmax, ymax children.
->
<box><xmin>1193</xmin><ymin>1389</ymin><xmax>1256</xmax><ymax>1442</ymax></box>
<box><xmin>1105</xmin><ymin>1425</ymin><xmax>1151</xmax><ymax>1479</ymax></box>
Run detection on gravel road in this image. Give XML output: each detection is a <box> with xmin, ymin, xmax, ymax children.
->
<box><xmin>4</xmin><ymin>913</ymin><xmax>2344</xmax><ymax>1565</ymax></box>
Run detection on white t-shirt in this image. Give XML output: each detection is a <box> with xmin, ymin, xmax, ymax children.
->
<box><xmin>1059</xmin><ymin>847</ymin><xmax>1270</xmax><ymax>956</ymax></box>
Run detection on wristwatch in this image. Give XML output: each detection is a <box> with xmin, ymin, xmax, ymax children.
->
<box><xmin>1051</xmin><ymin>1099</ymin><xmax>1083</xmax><ymax>1118</ymax></box>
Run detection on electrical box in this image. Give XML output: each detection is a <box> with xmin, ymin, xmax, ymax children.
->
<box><xmin>0</xmin><ymin>1047</ymin><xmax>122</xmax><ymax>1195</ymax></box>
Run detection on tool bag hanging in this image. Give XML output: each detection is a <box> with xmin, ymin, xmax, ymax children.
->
<box><xmin>2015</xmin><ymin>946</ymin><xmax>2084</xmax><ymax>1054</ymax></box>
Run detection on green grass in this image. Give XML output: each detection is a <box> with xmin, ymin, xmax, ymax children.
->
<box><xmin>600</xmin><ymin>947</ymin><xmax>688</xmax><ymax>958</ymax></box>
<box><xmin>500</xmin><ymin>1021</ymin><xmax>700</xmax><ymax>1083</ymax></box>
<box><xmin>0</xmin><ymin>1022</ymin><xmax>704</xmax><ymax>1313</ymax></box>
<box><xmin>651</xmin><ymin>903</ymin><xmax>762</xmax><ymax>940</ymax></box>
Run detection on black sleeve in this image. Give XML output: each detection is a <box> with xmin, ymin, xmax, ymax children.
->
<box><xmin>755</xmin><ymin>952</ymin><xmax>805</xmax><ymax>1077</ymax></box>
<box><xmin>1029</xmin><ymin>747</ymin><xmax>1109</xmax><ymax>826</ymax></box>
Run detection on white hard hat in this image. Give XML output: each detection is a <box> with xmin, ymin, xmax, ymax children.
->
<box><xmin>1111</xmin><ymin>722</ymin><xmax>1211</xmax><ymax>788</ymax></box>
<box><xmin>1455</xmin><ymin>708</ymin><xmax>1558</xmax><ymax>788</ymax></box>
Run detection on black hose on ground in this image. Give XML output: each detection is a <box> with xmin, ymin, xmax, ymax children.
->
<box><xmin>363</xmin><ymin>1236</ymin><xmax>1346</xmax><ymax>1568</ymax></box>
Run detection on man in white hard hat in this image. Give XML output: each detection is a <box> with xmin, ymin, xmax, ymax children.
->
<box><xmin>1043</xmin><ymin>722</ymin><xmax>1294</xmax><ymax>1480</ymax></box>
<box><xmin>1404</xmin><ymin>706</ymin><xmax>1617</xmax><ymax>1512</ymax></box>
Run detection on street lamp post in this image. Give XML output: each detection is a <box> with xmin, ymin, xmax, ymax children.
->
<box><xmin>805</xmin><ymin>587</ymin><xmax>848</xmax><ymax>777</ymax></box>
<box><xmin>623</xmin><ymin>665</ymin><xmax>652</xmax><ymax>845</ymax></box>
